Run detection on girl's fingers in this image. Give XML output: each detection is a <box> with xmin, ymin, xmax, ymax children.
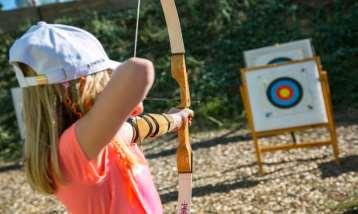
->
<box><xmin>188</xmin><ymin>109</ymin><xmax>194</xmax><ymax>118</ymax></box>
<box><xmin>182</xmin><ymin>109</ymin><xmax>194</xmax><ymax>117</ymax></box>
<box><xmin>167</xmin><ymin>108</ymin><xmax>194</xmax><ymax>129</ymax></box>
<box><xmin>188</xmin><ymin>117</ymin><xmax>193</xmax><ymax>126</ymax></box>
<box><xmin>185</xmin><ymin>109</ymin><xmax>193</xmax><ymax>124</ymax></box>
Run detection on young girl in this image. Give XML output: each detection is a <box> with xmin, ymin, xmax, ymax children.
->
<box><xmin>9</xmin><ymin>22</ymin><xmax>193</xmax><ymax>214</ymax></box>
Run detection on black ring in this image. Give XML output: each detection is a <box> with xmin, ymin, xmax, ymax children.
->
<box><xmin>266</xmin><ymin>77</ymin><xmax>303</xmax><ymax>109</ymax></box>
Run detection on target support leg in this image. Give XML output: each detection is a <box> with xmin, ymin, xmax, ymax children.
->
<box><xmin>253</xmin><ymin>135</ymin><xmax>264</xmax><ymax>175</ymax></box>
<box><xmin>330</xmin><ymin>128</ymin><xmax>340</xmax><ymax>164</ymax></box>
<box><xmin>320</xmin><ymin>71</ymin><xmax>340</xmax><ymax>164</ymax></box>
<box><xmin>240</xmin><ymin>84</ymin><xmax>265</xmax><ymax>175</ymax></box>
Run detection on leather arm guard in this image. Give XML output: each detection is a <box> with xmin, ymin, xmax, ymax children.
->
<box><xmin>128</xmin><ymin>113</ymin><xmax>175</xmax><ymax>143</ymax></box>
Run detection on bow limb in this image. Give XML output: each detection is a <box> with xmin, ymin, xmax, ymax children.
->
<box><xmin>160</xmin><ymin>0</ymin><xmax>192</xmax><ymax>213</ymax></box>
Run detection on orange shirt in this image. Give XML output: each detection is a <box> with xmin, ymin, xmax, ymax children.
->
<box><xmin>55</xmin><ymin>123</ymin><xmax>163</xmax><ymax>214</ymax></box>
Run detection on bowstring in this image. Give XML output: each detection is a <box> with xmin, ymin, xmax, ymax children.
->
<box><xmin>133</xmin><ymin>0</ymin><xmax>141</xmax><ymax>58</ymax></box>
<box><xmin>133</xmin><ymin>0</ymin><xmax>143</xmax><ymax>146</ymax></box>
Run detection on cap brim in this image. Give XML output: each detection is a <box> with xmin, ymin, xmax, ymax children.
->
<box><xmin>108</xmin><ymin>60</ymin><xmax>122</xmax><ymax>71</ymax></box>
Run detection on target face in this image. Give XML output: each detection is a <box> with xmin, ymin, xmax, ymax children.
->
<box><xmin>266</xmin><ymin>77</ymin><xmax>303</xmax><ymax>109</ymax></box>
<box><xmin>243</xmin><ymin>59</ymin><xmax>328</xmax><ymax>132</ymax></box>
<box><xmin>243</xmin><ymin>39</ymin><xmax>314</xmax><ymax>67</ymax></box>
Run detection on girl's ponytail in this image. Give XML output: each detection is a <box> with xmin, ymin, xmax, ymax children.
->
<box><xmin>23</xmin><ymin>83</ymin><xmax>63</xmax><ymax>194</ymax></box>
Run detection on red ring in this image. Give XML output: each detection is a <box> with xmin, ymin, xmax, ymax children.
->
<box><xmin>276</xmin><ymin>85</ymin><xmax>294</xmax><ymax>100</ymax></box>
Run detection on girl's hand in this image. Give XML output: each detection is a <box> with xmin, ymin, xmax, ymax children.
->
<box><xmin>167</xmin><ymin>108</ymin><xmax>194</xmax><ymax>130</ymax></box>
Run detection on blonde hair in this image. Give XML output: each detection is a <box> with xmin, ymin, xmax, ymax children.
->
<box><xmin>20</xmin><ymin>63</ymin><xmax>139</xmax><ymax>194</ymax></box>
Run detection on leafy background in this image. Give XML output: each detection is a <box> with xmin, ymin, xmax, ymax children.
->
<box><xmin>0</xmin><ymin>0</ymin><xmax>357</xmax><ymax>160</ymax></box>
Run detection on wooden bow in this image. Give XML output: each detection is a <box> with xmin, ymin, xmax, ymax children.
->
<box><xmin>160</xmin><ymin>0</ymin><xmax>192</xmax><ymax>213</ymax></box>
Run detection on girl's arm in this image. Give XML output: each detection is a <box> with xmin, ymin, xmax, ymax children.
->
<box><xmin>76</xmin><ymin>58</ymin><xmax>154</xmax><ymax>159</ymax></box>
<box><xmin>118</xmin><ymin>110</ymin><xmax>193</xmax><ymax>144</ymax></box>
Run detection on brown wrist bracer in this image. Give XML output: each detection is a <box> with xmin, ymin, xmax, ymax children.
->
<box><xmin>128</xmin><ymin>113</ymin><xmax>174</xmax><ymax>143</ymax></box>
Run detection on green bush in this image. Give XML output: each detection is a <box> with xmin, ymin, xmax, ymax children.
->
<box><xmin>0</xmin><ymin>0</ymin><xmax>357</xmax><ymax>160</ymax></box>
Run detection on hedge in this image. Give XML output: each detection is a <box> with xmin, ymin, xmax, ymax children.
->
<box><xmin>0</xmin><ymin>0</ymin><xmax>357</xmax><ymax>160</ymax></box>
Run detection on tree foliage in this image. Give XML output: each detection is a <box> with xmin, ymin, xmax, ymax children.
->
<box><xmin>0</xmin><ymin>0</ymin><xmax>357</xmax><ymax>160</ymax></box>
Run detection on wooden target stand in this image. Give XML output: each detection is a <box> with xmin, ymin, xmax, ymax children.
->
<box><xmin>240</xmin><ymin>57</ymin><xmax>340</xmax><ymax>175</ymax></box>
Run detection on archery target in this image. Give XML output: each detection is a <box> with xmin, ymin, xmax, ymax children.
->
<box><xmin>244</xmin><ymin>39</ymin><xmax>314</xmax><ymax>67</ymax></box>
<box><xmin>244</xmin><ymin>59</ymin><xmax>327</xmax><ymax>132</ymax></box>
<box><xmin>268</xmin><ymin>57</ymin><xmax>292</xmax><ymax>64</ymax></box>
<box><xmin>254</xmin><ymin>49</ymin><xmax>302</xmax><ymax>66</ymax></box>
<box><xmin>266</xmin><ymin>77</ymin><xmax>303</xmax><ymax>109</ymax></box>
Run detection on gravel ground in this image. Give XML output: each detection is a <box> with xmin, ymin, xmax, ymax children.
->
<box><xmin>0</xmin><ymin>122</ymin><xmax>357</xmax><ymax>213</ymax></box>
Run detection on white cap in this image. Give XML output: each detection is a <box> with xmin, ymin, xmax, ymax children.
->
<box><xmin>9</xmin><ymin>21</ymin><xmax>121</xmax><ymax>88</ymax></box>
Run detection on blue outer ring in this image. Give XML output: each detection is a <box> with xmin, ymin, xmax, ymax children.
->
<box><xmin>266</xmin><ymin>77</ymin><xmax>303</xmax><ymax>109</ymax></box>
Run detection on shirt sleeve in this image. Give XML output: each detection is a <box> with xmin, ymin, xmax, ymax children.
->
<box><xmin>58</xmin><ymin>123</ymin><xmax>106</xmax><ymax>184</ymax></box>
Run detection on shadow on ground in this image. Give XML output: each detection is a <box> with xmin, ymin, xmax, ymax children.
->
<box><xmin>319</xmin><ymin>155</ymin><xmax>358</xmax><ymax>178</ymax></box>
<box><xmin>160</xmin><ymin>178</ymin><xmax>259</xmax><ymax>204</ymax></box>
<box><xmin>160</xmin><ymin>165</ymin><xmax>316</xmax><ymax>204</ymax></box>
<box><xmin>147</xmin><ymin>130</ymin><xmax>250</xmax><ymax>159</ymax></box>
<box><xmin>343</xmin><ymin>208</ymin><xmax>358</xmax><ymax>214</ymax></box>
<box><xmin>0</xmin><ymin>162</ymin><xmax>22</xmax><ymax>173</ymax></box>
